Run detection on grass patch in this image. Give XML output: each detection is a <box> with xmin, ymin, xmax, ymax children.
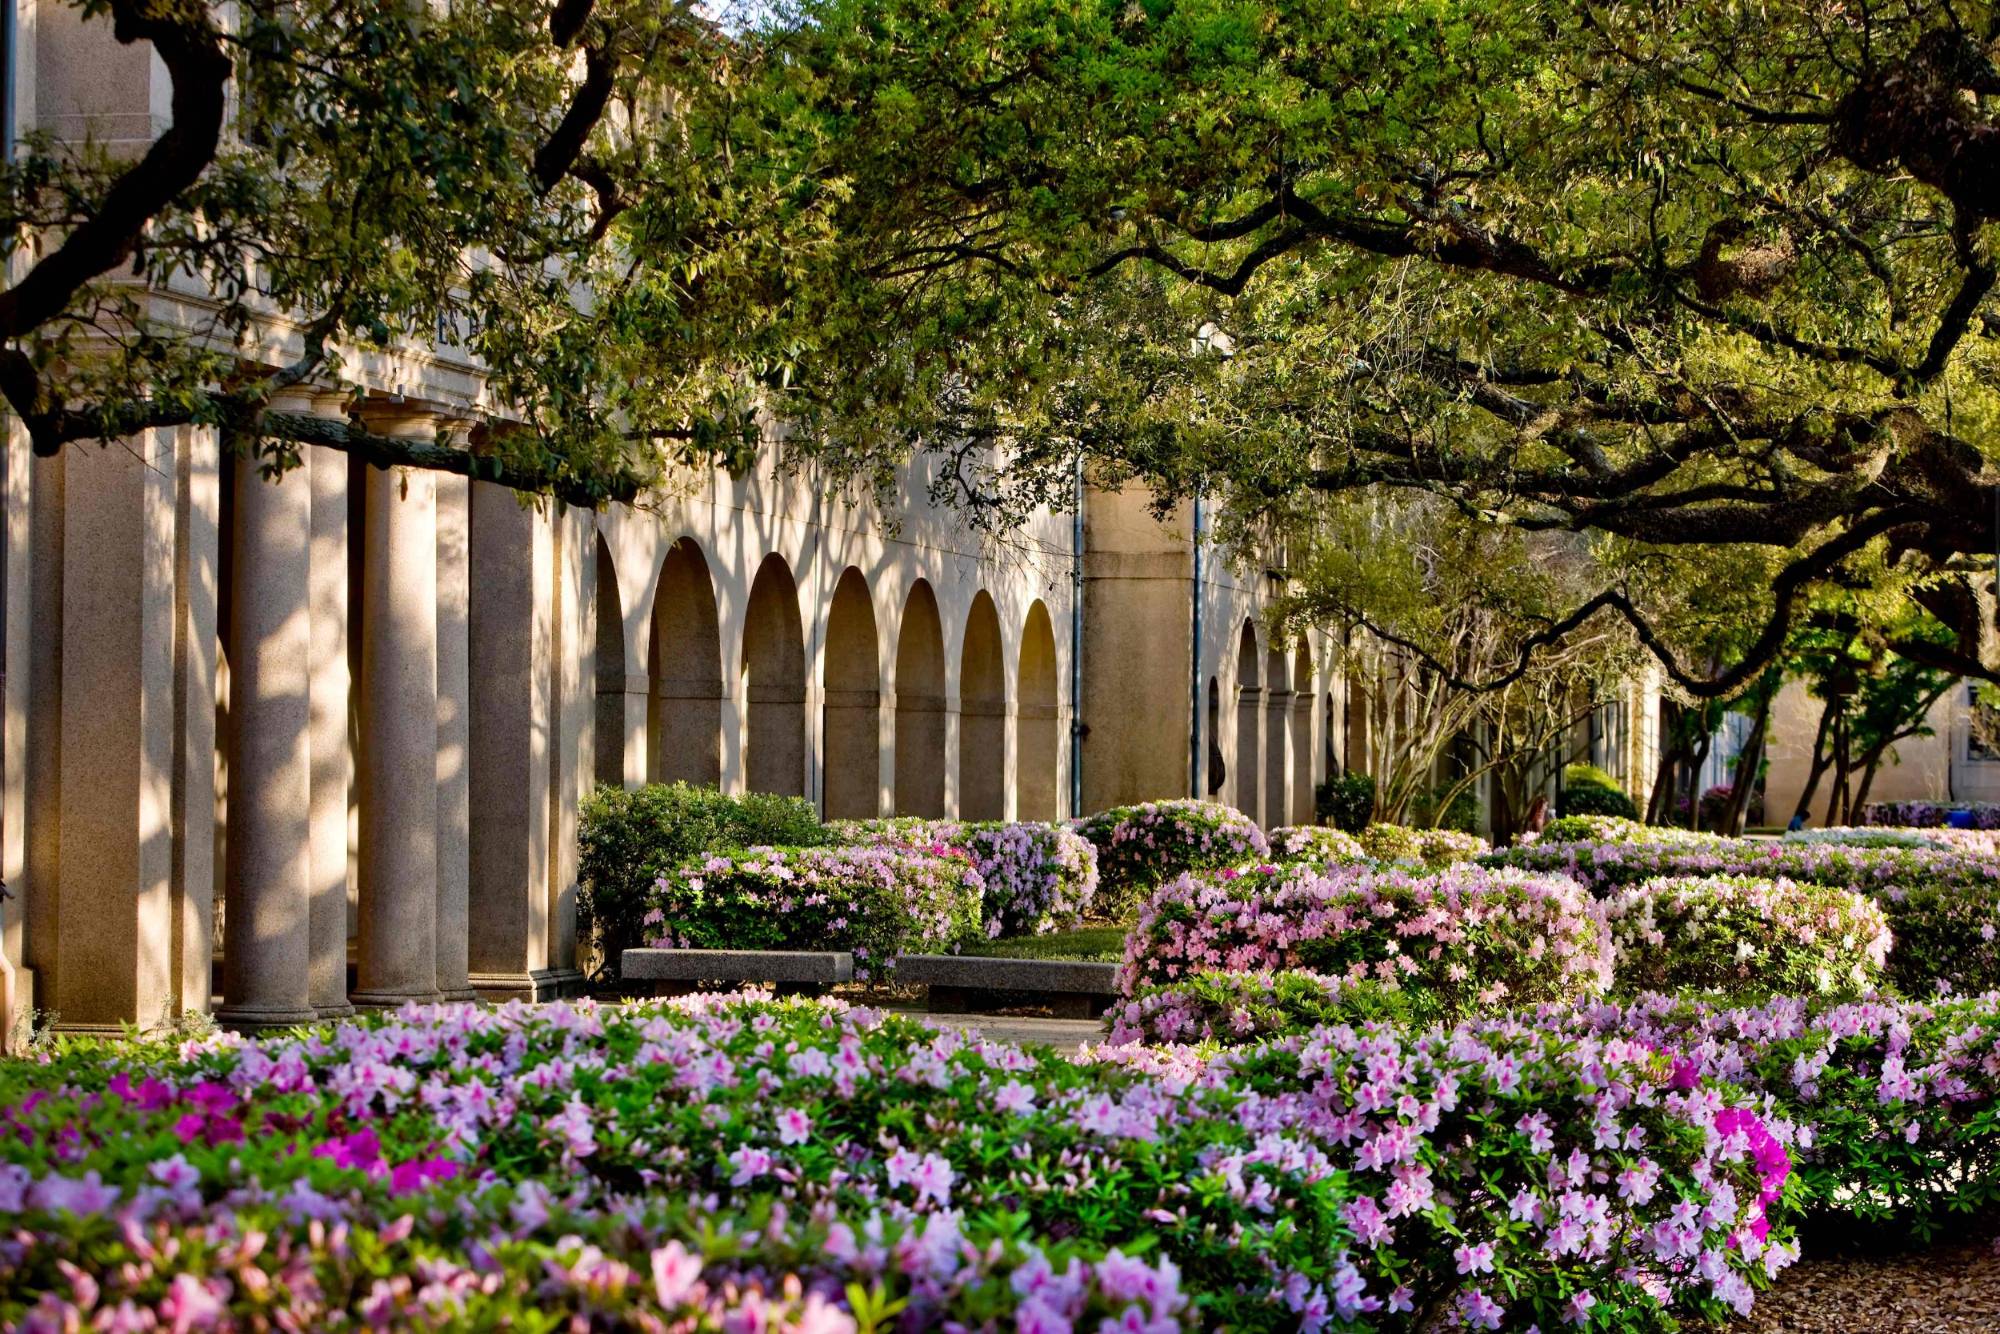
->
<box><xmin>970</xmin><ymin>924</ymin><xmax>1130</xmax><ymax>963</ymax></box>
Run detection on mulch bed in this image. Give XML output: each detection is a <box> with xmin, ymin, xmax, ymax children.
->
<box><xmin>1733</xmin><ymin>1237</ymin><xmax>2000</xmax><ymax>1332</ymax></box>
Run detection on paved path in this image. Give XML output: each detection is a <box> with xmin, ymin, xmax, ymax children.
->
<box><xmin>883</xmin><ymin>1005</ymin><xmax>1105</xmax><ymax>1051</ymax></box>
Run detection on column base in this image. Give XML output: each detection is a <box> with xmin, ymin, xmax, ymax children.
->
<box><xmin>216</xmin><ymin>1003</ymin><xmax>322</xmax><ymax>1034</ymax></box>
<box><xmin>314</xmin><ymin>1001</ymin><xmax>356</xmax><ymax>1021</ymax></box>
<box><xmin>348</xmin><ymin>989</ymin><xmax>447</xmax><ymax>1010</ymax></box>
<box><xmin>468</xmin><ymin>968</ymin><xmax>587</xmax><ymax>1003</ymax></box>
<box><xmin>438</xmin><ymin>987</ymin><xmax>479</xmax><ymax>1003</ymax></box>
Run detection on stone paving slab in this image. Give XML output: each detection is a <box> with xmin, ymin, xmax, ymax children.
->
<box><xmin>621</xmin><ymin>948</ymin><xmax>852</xmax><ymax>985</ymax></box>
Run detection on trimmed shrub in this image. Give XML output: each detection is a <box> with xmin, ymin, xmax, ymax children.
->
<box><xmin>1537</xmin><ymin>813</ymin><xmax>1722</xmax><ymax>847</ymax></box>
<box><xmin>1315</xmin><ymin>770</ymin><xmax>1376</xmax><ymax>831</ymax></box>
<box><xmin>1104</xmin><ymin>969</ymin><xmax>1429</xmax><ymax>1046</ymax></box>
<box><xmin>1485</xmin><ymin>832</ymin><xmax>2000</xmax><ymax>994</ymax></box>
<box><xmin>1072</xmin><ymin>799</ymin><xmax>1267</xmax><ymax>915</ymax></box>
<box><xmin>1863</xmin><ymin>800</ymin><xmax>2000</xmax><ymax>829</ymax></box>
<box><xmin>1120</xmin><ymin>862</ymin><xmax>1613</xmax><ymax>1015</ymax></box>
<box><xmin>1266</xmin><ymin>823</ymin><xmax>1369</xmax><ymax>866</ymax></box>
<box><xmin>1603</xmin><ymin>875</ymin><xmax>1891</xmax><ymax>998</ymax></box>
<box><xmin>1560</xmin><ymin>762</ymin><xmax>1639</xmax><ymax>819</ymax></box>
<box><xmin>1569</xmin><ymin>992</ymin><xmax>2000</xmax><ymax>1237</ymax></box>
<box><xmin>1698</xmin><ymin>782</ymin><xmax>1764</xmax><ymax>828</ymax></box>
<box><xmin>644</xmin><ymin>843</ymin><xmax>983</xmax><ymax>979</ymax></box>
<box><xmin>834</xmin><ymin>817</ymin><xmax>1099</xmax><ymax>938</ymax></box>
<box><xmin>577</xmin><ymin>782</ymin><xmax>825</xmax><ymax>978</ymax></box>
<box><xmin>0</xmin><ymin>994</ymin><xmax>1794</xmax><ymax>1331</ymax></box>
<box><xmin>1356</xmin><ymin>822</ymin><xmax>1491</xmax><ymax>867</ymax></box>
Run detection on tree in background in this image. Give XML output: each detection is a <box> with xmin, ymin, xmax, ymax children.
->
<box><xmin>1265</xmin><ymin>497</ymin><xmax>1637</xmax><ymax>841</ymax></box>
<box><xmin>760</xmin><ymin>0</ymin><xmax>2000</xmax><ymax>689</ymax></box>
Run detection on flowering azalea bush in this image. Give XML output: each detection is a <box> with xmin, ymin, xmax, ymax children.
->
<box><xmin>1120</xmin><ymin>862</ymin><xmax>1613</xmax><ymax>1016</ymax></box>
<box><xmin>833</xmin><ymin>817</ymin><xmax>1099</xmax><ymax>938</ymax></box>
<box><xmin>1189</xmin><ymin>1010</ymin><xmax>1796</xmax><ymax>1327</ymax></box>
<box><xmin>1105</xmin><ymin>970</ymin><xmax>1429</xmax><ymax>1047</ymax></box>
<box><xmin>1788</xmin><ymin>824</ymin><xmax>2000</xmax><ymax>856</ymax></box>
<box><xmin>1603</xmin><ymin>875</ymin><xmax>1892</xmax><ymax>1000</ymax></box>
<box><xmin>1484</xmin><ymin>836</ymin><xmax>2000</xmax><ymax>993</ymax></box>
<box><xmin>578</xmin><ymin>782</ymin><xmax>828</xmax><ymax>979</ymax></box>
<box><xmin>1073</xmin><ymin>800</ymin><xmax>1268</xmax><ymax>915</ymax></box>
<box><xmin>0</xmin><ymin>992</ymin><xmax>1795</xmax><ymax>1330</ymax></box>
<box><xmin>643</xmin><ymin>843</ymin><xmax>983</xmax><ymax>979</ymax></box>
<box><xmin>1535</xmin><ymin>815</ymin><xmax>1723</xmax><ymax>848</ymax></box>
<box><xmin>1356</xmin><ymin>823</ymin><xmax>1491</xmax><ymax>868</ymax></box>
<box><xmin>1863</xmin><ymin>800</ymin><xmax>2000</xmax><ymax>830</ymax></box>
<box><xmin>1267</xmin><ymin>824</ymin><xmax>1370</xmax><ymax>866</ymax></box>
<box><xmin>1564</xmin><ymin>991</ymin><xmax>2000</xmax><ymax>1238</ymax></box>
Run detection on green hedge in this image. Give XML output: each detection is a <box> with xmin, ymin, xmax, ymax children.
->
<box><xmin>577</xmin><ymin>783</ymin><xmax>825</xmax><ymax>979</ymax></box>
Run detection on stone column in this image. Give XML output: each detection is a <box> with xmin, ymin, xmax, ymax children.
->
<box><xmin>466</xmin><ymin>480</ymin><xmax>555</xmax><ymax>999</ymax></box>
<box><xmin>306</xmin><ymin>393</ymin><xmax>355</xmax><ymax>1017</ymax></box>
<box><xmin>2</xmin><ymin>418</ymin><xmax>38</xmax><ymax>1040</ymax></box>
<box><xmin>1291</xmin><ymin>689</ymin><xmax>1315</xmax><ymax>826</ymax></box>
<box><xmin>54</xmin><ymin>433</ymin><xmax>187</xmax><ymax>1030</ymax></box>
<box><xmin>217</xmin><ymin>435</ymin><xmax>317</xmax><ymax>1030</ymax></box>
<box><xmin>1234</xmin><ymin>685</ymin><xmax>1262</xmax><ymax>819</ymax></box>
<box><xmin>1265</xmin><ymin>687</ymin><xmax>1293</xmax><ymax>830</ymax></box>
<box><xmin>352</xmin><ymin>407</ymin><xmax>442</xmax><ymax>1007</ymax></box>
<box><xmin>434</xmin><ymin>423</ymin><xmax>474</xmax><ymax>1001</ymax></box>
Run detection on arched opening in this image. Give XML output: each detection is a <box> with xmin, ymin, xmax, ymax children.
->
<box><xmin>1017</xmin><ymin>600</ymin><xmax>1061</xmax><ymax>819</ymax></box>
<box><xmin>960</xmin><ymin>591</ymin><xmax>1008</xmax><ymax>820</ymax></box>
<box><xmin>821</xmin><ymin>568</ymin><xmax>881</xmax><ymax>819</ymax></box>
<box><xmin>1264</xmin><ymin>643</ymin><xmax>1290</xmax><ymax>829</ymax></box>
<box><xmin>1234</xmin><ymin>622</ymin><xmax>1262</xmax><ymax>819</ymax></box>
<box><xmin>1206</xmin><ymin>676</ymin><xmax>1226</xmax><ymax>797</ymax></box>
<box><xmin>743</xmin><ymin>554</ymin><xmax>807</xmax><ymax>796</ymax></box>
<box><xmin>894</xmin><ymin>580</ymin><xmax>947</xmax><ymax>816</ymax></box>
<box><xmin>592</xmin><ymin>533</ymin><xmax>627</xmax><ymax>789</ymax></box>
<box><xmin>1292</xmin><ymin>642</ymin><xmax>1315</xmax><ymax>824</ymax></box>
<box><xmin>648</xmin><ymin>538</ymin><xmax>721</xmax><ymax>786</ymax></box>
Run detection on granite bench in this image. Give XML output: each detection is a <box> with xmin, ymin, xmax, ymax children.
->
<box><xmin>620</xmin><ymin>948</ymin><xmax>853</xmax><ymax>995</ymax></box>
<box><xmin>895</xmin><ymin>954</ymin><xmax>1121</xmax><ymax>1019</ymax></box>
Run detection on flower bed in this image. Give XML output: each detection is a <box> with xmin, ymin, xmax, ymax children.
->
<box><xmin>1072</xmin><ymin>799</ymin><xmax>1267</xmax><ymax>915</ymax></box>
<box><xmin>0</xmin><ymin>994</ymin><xmax>1792</xmax><ymax>1330</ymax></box>
<box><xmin>1120</xmin><ymin>862</ymin><xmax>1612</xmax><ymax>1015</ymax></box>
<box><xmin>834</xmin><ymin>817</ymin><xmax>1099</xmax><ymax>938</ymax></box>
<box><xmin>1105</xmin><ymin>969</ymin><xmax>1426</xmax><ymax>1046</ymax></box>
<box><xmin>1603</xmin><ymin>875</ymin><xmax>1891</xmax><ymax>998</ymax></box>
<box><xmin>1267</xmin><ymin>823</ymin><xmax>1369</xmax><ymax>866</ymax></box>
<box><xmin>644</xmin><ymin>843</ymin><xmax>983</xmax><ymax>979</ymax></box>
<box><xmin>1356</xmin><ymin>822</ymin><xmax>1491</xmax><ymax>867</ymax></box>
<box><xmin>1535</xmin><ymin>814</ymin><xmax>1724</xmax><ymax>847</ymax></box>
<box><xmin>1482</xmin><ymin>836</ymin><xmax>2000</xmax><ymax>993</ymax></box>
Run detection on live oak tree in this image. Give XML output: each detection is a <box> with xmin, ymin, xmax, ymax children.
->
<box><xmin>758</xmin><ymin>0</ymin><xmax>2000</xmax><ymax>690</ymax></box>
<box><xmin>4</xmin><ymin>0</ymin><xmax>833</xmax><ymax>502</ymax></box>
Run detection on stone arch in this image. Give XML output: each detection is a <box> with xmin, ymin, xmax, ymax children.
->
<box><xmin>648</xmin><ymin>538</ymin><xmax>722</xmax><ymax>786</ymax></box>
<box><xmin>592</xmin><ymin>531</ymin><xmax>628</xmax><ymax>789</ymax></box>
<box><xmin>1017</xmin><ymin>600</ymin><xmax>1061</xmax><ymax>819</ymax></box>
<box><xmin>1292</xmin><ymin>642</ymin><xmax>1315</xmax><ymax>824</ymax></box>
<box><xmin>894</xmin><ymin>580</ymin><xmax>947</xmax><ymax>816</ymax></box>
<box><xmin>959</xmin><ymin>590</ymin><xmax>1008</xmax><ymax>820</ymax></box>
<box><xmin>742</xmin><ymin>554</ymin><xmax>807</xmax><ymax>796</ymax></box>
<box><xmin>1264</xmin><ymin>642</ymin><xmax>1290</xmax><ymax>829</ymax></box>
<box><xmin>821</xmin><ymin>567</ymin><xmax>881</xmax><ymax>819</ymax></box>
<box><xmin>1234</xmin><ymin>621</ymin><xmax>1262</xmax><ymax>819</ymax></box>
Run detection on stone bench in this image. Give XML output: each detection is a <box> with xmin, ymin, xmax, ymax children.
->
<box><xmin>896</xmin><ymin>954</ymin><xmax>1121</xmax><ymax>1019</ymax></box>
<box><xmin>621</xmin><ymin>948</ymin><xmax>852</xmax><ymax>995</ymax></box>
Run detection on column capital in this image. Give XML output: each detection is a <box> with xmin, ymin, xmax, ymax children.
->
<box><xmin>355</xmin><ymin>398</ymin><xmax>446</xmax><ymax>442</ymax></box>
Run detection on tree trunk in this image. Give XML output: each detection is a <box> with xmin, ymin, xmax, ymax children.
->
<box><xmin>1686</xmin><ymin>733</ymin><xmax>1714</xmax><ymax>830</ymax></box>
<box><xmin>1724</xmin><ymin>692</ymin><xmax>1772</xmax><ymax>835</ymax></box>
<box><xmin>1790</xmin><ymin>694</ymin><xmax>1842</xmax><ymax>827</ymax></box>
